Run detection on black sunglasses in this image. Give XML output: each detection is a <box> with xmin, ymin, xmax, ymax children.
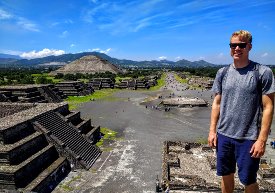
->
<box><xmin>229</xmin><ymin>43</ymin><xmax>247</xmax><ymax>49</ymax></box>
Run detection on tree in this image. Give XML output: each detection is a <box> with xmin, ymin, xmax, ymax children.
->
<box><xmin>19</xmin><ymin>75</ymin><xmax>34</xmax><ymax>84</ymax></box>
<box><xmin>64</xmin><ymin>73</ymin><xmax>77</xmax><ymax>80</ymax></box>
<box><xmin>36</xmin><ymin>76</ymin><xmax>53</xmax><ymax>84</ymax></box>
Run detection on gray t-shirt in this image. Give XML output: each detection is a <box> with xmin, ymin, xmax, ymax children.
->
<box><xmin>211</xmin><ymin>61</ymin><xmax>275</xmax><ymax>140</ymax></box>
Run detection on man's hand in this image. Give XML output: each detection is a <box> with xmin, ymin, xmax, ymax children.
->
<box><xmin>250</xmin><ymin>93</ymin><xmax>274</xmax><ymax>158</ymax></box>
<box><xmin>250</xmin><ymin>139</ymin><xmax>266</xmax><ymax>158</ymax></box>
<box><xmin>208</xmin><ymin>131</ymin><xmax>217</xmax><ymax>147</ymax></box>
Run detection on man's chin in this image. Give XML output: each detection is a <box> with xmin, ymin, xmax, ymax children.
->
<box><xmin>233</xmin><ymin>55</ymin><xmax>242</xmax><ymax>60</ymax></box>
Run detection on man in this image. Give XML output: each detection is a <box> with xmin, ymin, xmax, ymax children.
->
<box><xmin>208</xmin><ymin>30</ymin><xmax>275</xmax><ymax>193</ymax></box>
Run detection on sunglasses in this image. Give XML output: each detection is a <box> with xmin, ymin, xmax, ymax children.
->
<box><xmin>229</xmin><ymin>43</ymin><xmax>247</xmax><ymax>49</ymax></box>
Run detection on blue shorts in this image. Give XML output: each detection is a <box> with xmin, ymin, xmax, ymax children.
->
<box><xmin>216</xmin><ymin>133</ymin><xmax>260</xmax><ymax>185</ymax></box>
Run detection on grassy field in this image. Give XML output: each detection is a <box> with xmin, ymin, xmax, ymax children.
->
<box><xmin>31</xmin><ymin>73</ymin><xmax>64</xmax><ymax>83</ymax></box>
<box><xmin>174</xmin><ymin>73</ymin><xmax>188</xmax><ymax>84</ymax></box>
<box><xmin>96</xmin><ymin>127</ymin><xmax>123</xmax><ymax>152</ymax></box>
<box><xmin>65</xmin><ymin>88</ymin><xmax>120</xmax><ymax>110</ymax></box>
<box><xmin>148</xmin><ymin>72</ymin><xmax>166</xmax><ymax>91</ymax></box>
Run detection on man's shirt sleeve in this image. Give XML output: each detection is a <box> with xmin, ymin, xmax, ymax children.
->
<box><xmin>211</xmin><ymin>68</ymin><xmax>224</xmax><ymax>95</ymax></box>
<box><xmin>261</xmin><ymin>66</ymin><xmax>275</xmax><ymax>95</ymax></box>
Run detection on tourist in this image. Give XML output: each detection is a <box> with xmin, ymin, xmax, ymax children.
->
<box><xmin>208</xmin><ymin>30</ymin><xmax>275</xmax><ymax>193</ymax></box>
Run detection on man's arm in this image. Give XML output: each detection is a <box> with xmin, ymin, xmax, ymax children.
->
<box><xmin>208</xmin><ymin>94</ymin><xmax>221</xmax><ymax>147</ymax></box>
<box><xmin>250</xmin><ymin>93</ymin><xmax>274</xmax><ymax>158</ymax></box>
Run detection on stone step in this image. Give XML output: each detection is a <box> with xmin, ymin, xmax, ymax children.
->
<box><xmin>35</xmin><ymin>111</ymin><xmax>101</xmax><ymax>169</ymax></box>
<box><xmin>21</xmin><ymin>157</ymin><xmax>70</xmax><ymax>193</ymax></box>
<box><xmin>0</xmin><ymin>132</ymin><xmax>47</xmax><ymax>165</ymax></box>
<box><xmin>0</xmin><ymin>122</ymin><xmax>36</xmax><ymax>145</ymax></box>
<box><xmin>0</xmin><ymin>144</ymin><xmax>58</xmax><ymax>189</ymax></box>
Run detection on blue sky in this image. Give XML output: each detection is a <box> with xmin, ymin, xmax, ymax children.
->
<box><xmin>0</xmin><ymin>0</ymin><xmax>275</xmax><ymax>64</ymax></box>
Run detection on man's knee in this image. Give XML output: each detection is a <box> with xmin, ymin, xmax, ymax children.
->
<box><xmin>222</xmin><ymin>173</ymin><xmax>234</xmax><ymax>183</ymax></box>
<box><xmin>245</xmin><ymin>182</ymin><xmax>259</xmax><ymax>193</ymax></box>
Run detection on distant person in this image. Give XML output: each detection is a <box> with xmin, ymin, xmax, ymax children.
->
<box><xmin>208</xmin><ymin>30</ymin><xmax>275</xmax><ymax>193</ymax></box>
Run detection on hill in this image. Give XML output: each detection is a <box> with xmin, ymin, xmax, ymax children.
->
<box><xmin>0</xmin><ymin>51</ymin><xmax>218</xmax><ymax>68</ymax></box>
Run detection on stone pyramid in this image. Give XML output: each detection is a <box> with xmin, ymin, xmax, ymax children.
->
<box><xmin>53</xmin><ymin>55</ymin><xmax>123</xmax><ymax>74</ymax></box>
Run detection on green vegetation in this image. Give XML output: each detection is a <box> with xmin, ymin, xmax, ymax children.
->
<box><xmin>196</xmin><ymin>137</ymin><xmax>208</xmax><ymax>144</ymax></box>
<box><xmin>115</xmin><ymin>76</ymin><xmax>132</xmax><ymax>83</ymax></box>
<box><xmin>60</xmin><ymin>175</ymin><xmax>81</xmax><ymax>191</ymax></box>
<box><xmin>174</xmin><ymin>73</ymin><xmax>188</xmax><ymax>84</ymax></box>
<box><xmin>174</xmin><ymin>67</ymin><xmax>218</xmax><ymax>78</ymax></box>
<box><xmin>96</xmin><ymin>127</ymin><xmax>122</xmax><ymax>151</ymax></box>
<box><xmin>149</xmin><ymin>72</ymin><xmax>166</xmax><ymax>91</ymax></box>
<box><xmin>65</xmin><ymin>88</ymin><xmax>119</xmax><ymax>110</ymax></box>
<box><xmin>46</xmin><ymin>76</ymin><xmax>64</xmax><ymax>83</ymax></box>
<box><xmin>117</xmin><ymin>69</ymin><xmax>159</xmax><ymax>79</ymax></box>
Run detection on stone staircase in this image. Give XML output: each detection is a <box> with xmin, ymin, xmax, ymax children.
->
<box><xmin>0</xmin><ymin>102</ymin><xmax>101</xmax><ymax>192</ymax></box>
<box><xmin>0</xmin><ymin>86</ymin><xmax>47</xmax><ymax>103</ymax></box>
<box><xmin>0</xmin><ymin>91</ymin><xmax>18</xmax><ymax>102</ymax></box>
<box><xmin>38</xmin><ymin>85</ymin><xmax>63</xmax><ymax>103</ymax></box>
<box><xmin>34</xmin><ymin>111</ymin><xmax>101</xmax><ymax>169</ymax></box>
<box><xmin>55</xmin><ymin>81</ymin><xmax>94</xmax><ymax>97</ymax></box>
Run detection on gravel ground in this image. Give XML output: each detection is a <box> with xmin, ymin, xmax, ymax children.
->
<box><xmin>53</xmin><ymin>72</ymin><xmax>275</xmax><ymax>193</ymax></box>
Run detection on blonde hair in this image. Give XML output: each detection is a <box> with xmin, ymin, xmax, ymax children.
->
<box><xmin>231</xmin><ymin>30</ymin><xmax>252</xmax><ymax>43</ymax></box>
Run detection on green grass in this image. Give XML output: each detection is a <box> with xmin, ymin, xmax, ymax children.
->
<box><xmin>115</xmin><ymin>76</ymin><xmax>132</xmax><ymax>83</ymax></box>
<box><xmin>78</xmin><ymin>78</ymin><xmax>89</xmax><ymax>83</ymax></box>
<box><xmin>196</xmin><ymin>137</ymin><xmax>208</xmax><ymax>144</ymax></box>
<box><xmin>148</xmin><ymin>73</ymin><xmax>166</xmax><ymax>91</ymax></box>
<box><xmin>31</xmin><ymin>73</ymin><xmax>48</xmax><ymax>77</ymax></box>
<box><xmin>65</xmin><ymin>88</ymin><xmax>119</xmax><ymax>110</ymax></box>
<box><xmin>96</xmin><ymin>127</ymin><xmax>123</xmax><ymax>151</ymax></box>
<box><xmin>31</xmin><ymin>73</ymin><xmax>64</xmax><ymax>83</ymax></box>
<box><xmin>174</xmin><ymin>73</ymin><xmax>188</xmax><ymax>84</ymax></box>
<box><xmin>46</xmin><ymin>76</ymin><xmax>64</xmax><ymax>83</ymax></box>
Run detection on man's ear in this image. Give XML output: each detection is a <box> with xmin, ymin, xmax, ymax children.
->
<box><xmin>248</xmin><ymin>43</ymin><xmax>252</xmax><ymax>51</ymax></box>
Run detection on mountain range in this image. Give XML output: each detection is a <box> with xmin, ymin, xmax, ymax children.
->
<box><xmin>0</xmin><ymin>52</ymin><xmax>219</xmax><ymax>68</ymax></box>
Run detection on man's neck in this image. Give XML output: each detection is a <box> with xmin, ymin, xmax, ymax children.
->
<box><xmin>233</xmin><ymin>59</ymin><xmax>250</xmax><ymax>69</ymax></box>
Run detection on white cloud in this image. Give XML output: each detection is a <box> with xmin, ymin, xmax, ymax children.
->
<box><xmin>59</xmin><ymin>30</ymin><xmax>68</xmax><ymax>38</ymax></box>
<box><xmin>65</xmin><ymin>19</ymin><xmax>73</xmax><ymax>24</ymax></box>
<box><xmin>0</xmin><ymin>9</ymin><xmax>39</xmax><ymax>32</ymax></box>
<box><xmin>90</xmin><ymin>0</ymin><xmax>98</xmax><ymax>3</ymax></box>
<box><xmin>175</xmin><ymin>56</ymin><xmax>181</xmax><ymax>60</ymax></box>
<box><xmin>90</xmin><ymin>48</ymin><xmax>112</xmax><ymax>54</ymax></box>
<box><xmin>217</xmin><ymin>53</ymin><xmax>224</xmax><ymax>58</ymax></box>
<box><xmin>70</xmin><ymin>44</ymin><xmax>75</xmax><ymax>47</ymax></box>
<box><xmin>0</xmin><ymin>9</ymin><xmax>13</xmax><ymax>19</ymax></box>
<box><xmin>17</xmin><ymin>17</ymin><xmax>40</xmax><ymax>32</ymax></box>
<box><xmin>0</xmin><ymin>49</ymin><xmax>22</xmax><ymax>56</ymax></box>
<box><xmin>158</xmin><ymin>56</ymin><xmax>167</xmax><ymax>60</ymax></box>
<box><xmin>20</xmin><ymin>48</ymin><xmax>65</xmax><ymax>59</ymax></box>
<box><xmin>261</xmin><ymin>53</ymin><xmax>268</xmax><ymax>57</ymax></box>
<box><xmin>91</xmin><ymin>48</ymin><xmax>100</xmax><ymax>52</ymax></box>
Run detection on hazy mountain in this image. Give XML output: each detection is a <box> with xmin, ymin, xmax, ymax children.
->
<box><xmin>0</xmin><ymin>53</ymin><xmax>21</xmax><ymax>59</ymax></box>
<box><xmin>0</xmin><ymin>52</ymin><xmax>217</xmax><ymax>68</ymax></box>
<box><xmin>0</xmin><ymin>53</ymin><xmax>21</xmax><ymax>65</ymax></box>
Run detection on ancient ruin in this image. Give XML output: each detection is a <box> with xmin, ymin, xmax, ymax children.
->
<box><xmin>188</xmin><ymin>76</ymin><xmax>214</xmax><ymax>90</ymax></box>
<box><xmin>55</xmin><ymin>81</ymin><xmax>94</xmax><ymax>97</ymax></box>
<box><xmin>115</xmin><ymin>77</ymin><xmax>158</xmax><ymax>90</ymax></box>
<box><xmin>88</xmin><ymin>78</ymin><xmax>115</xmax><ymax>90</ymax></box>
<box><xmin>0</xmin><ymin>84</ymin><xmax>64</xmax><ymax>103</ymax></box>
<box><xmin>162</xmin><ymin>141</ymin><xmax>275</xmax><ymax>192</ymax></box>
<box><xmin>0</xmin><ymin>102</ymin><xmax>101</xmax><ymax>192</ymax></box>
<box><xmin>161</xmin><ymin>97</ymin><xmax>208</xmax><ymax>107</ymax></box>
